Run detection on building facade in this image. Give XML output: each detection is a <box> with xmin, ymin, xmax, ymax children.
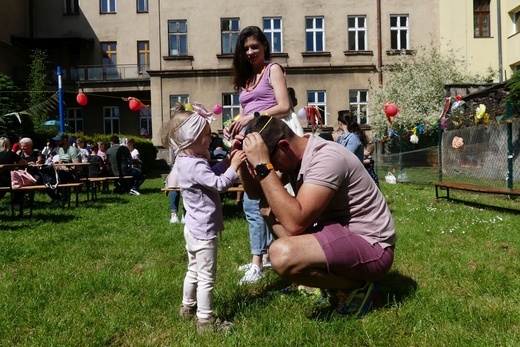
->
<box><xmin>1</xmin><ymin>1</ymin><xmax>518</xmax><ymax>147</ymax></box>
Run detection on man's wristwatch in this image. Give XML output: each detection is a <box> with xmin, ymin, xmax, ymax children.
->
<box><xmin>254</xmin><ymin>163</ymin><xmax>274</xmax><ymax>179</ymax></box>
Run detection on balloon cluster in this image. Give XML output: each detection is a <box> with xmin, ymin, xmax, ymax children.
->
<box><xmin>297</xmin><ymin>106</ymin><xmax>323</xmax><ymax>132</ymax></box>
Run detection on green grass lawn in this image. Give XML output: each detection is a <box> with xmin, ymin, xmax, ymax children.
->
<box><xmin>1</xmin><ymin>176</ymin><xmax>519</xmax><ymax>346</ymax></box>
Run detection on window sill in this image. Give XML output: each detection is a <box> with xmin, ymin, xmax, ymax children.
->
<box><xmin>386</xmin><ymin>49</ymin><xmax>415</xmax><ymax>56</ymax></box>
<box><xmin>272</xmin><ymin>52</ymin><xmax>289</xmax><ymax>58</ymax></box>
<box><xmin>163</xmin><ymin>55</ymin><xmax>194</xmax><ymax>61</ymax></box>
<box><xmin>301</xmin><ymin>52</ymin><xmax>332</xmax><ymax>58</ymax></box>
<box><xmin>344</xmin><ymin>50</ymin><xmax>374</xmax><ymax>56</ymax></box>
<box><xmin>216</xmin><ymin>54</ymin><xmax>234</xmax><ymax>59</ymax></box>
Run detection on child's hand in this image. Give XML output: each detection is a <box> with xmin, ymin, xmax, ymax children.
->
<box><xmin>230</xmin><ymin>150</ymin><xmax>246</xmax><ymax>172</ymax></box>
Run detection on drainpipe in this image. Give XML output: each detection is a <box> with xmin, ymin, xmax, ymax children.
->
<box><xmin>377</xmin><ymin>0</ymin><xmax>383</xmax><ymax>85</ymax></box>
<box><xmin>497</xmin><ymin>0</ymin><xmax>503</xmax><ymax>82</ymax></box>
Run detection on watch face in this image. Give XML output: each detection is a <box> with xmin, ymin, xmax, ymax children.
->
<box><xmin>255</xmin><ymin>163</ymin><xmax>269</xmax><ymax>177</ymax></box>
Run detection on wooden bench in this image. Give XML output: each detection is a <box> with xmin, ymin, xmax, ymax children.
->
<box><xmin>433</xmin><ymin>181</ymin><xmax>520</xmax><ymax>200</ymax></box>
<box><xmin>83</xmin><ymin>175</ymin><xmax>134</xmax><ymax>200</ymax></box>
<box><xmin>161</xmin><ymin>186</ymin><xmax>244</xmax><ymax>193</ymax></box>
<box><xmin>13</xmin><ymin>182</ymin><xmax>85</xmax><ymax>217</ymax></box>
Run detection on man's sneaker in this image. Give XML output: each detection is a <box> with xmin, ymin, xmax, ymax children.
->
<box><xmin>238</xmin><ymin>264</ymin><xmax>264</xmax><ymax>285</ymax></box>
<box><xmin>179</xmin><ymin>305</ymin><xmax>196</xmax><ymax>320</ymax></box>
<box><xmin>129</xmin><ymin>189</ymin><xmax>140</xmax><ymax>196</ymax></box>
<box><xmin>170</xmin><ymin>215</ymin><xmax>180</xmax><ymax>224</ymax></box>
<box><xmin>238</xmin><ymin>259</ymin><xmax>271</xmax><ymax>272</ymax></box>
<box><xmin>277</xmin><ymin>285</ymin><xmax>327</xmax><ymax>304</ymax></box>
<box><xmin>196</xmin><ymin>315</ymin><xmax>233</xmax><ymax>334</ymax></box>
<box><xmin>335</xmin><ymin>281</ymin><xmax>380</xmax><ymax>317</ymax></box>
<box><xmin>180</xmin><ymin>215</ymin><xmax>185</xmax><ymax>223</ymax></box>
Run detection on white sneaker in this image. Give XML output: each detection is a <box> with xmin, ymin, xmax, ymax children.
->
<box><xmin>238</xmin><ymin>264</ymin><xmax>264</xmax><ymax>285</ymax></box>
<box><xmin>238</xmin><ymin>259</ymin><xmax>271</xmax><ymax>272</ymax></box>
<box><xmin>170</xmin><ymin>215</ymin><xmax>179</xmax><ymax>224</ymax></box>
<box><xmin>180</xmin><ymin>215</ymin><xmax>185</xmax><ymax>224</ymax></box>
<box><xmin>129</xmin><ymin>189</ymin><xmax>140</xmax><ymax>196</ymax></box>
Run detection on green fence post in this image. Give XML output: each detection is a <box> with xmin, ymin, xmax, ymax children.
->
<box><xmin>506</xmin><ymin>101</ymin><xmax>513</xmax><ymax>192</ymax></box>
<box><xmin>438</xmin><ymin>121</ymin><xmax>443</xmax><ymax>182</ymax></box>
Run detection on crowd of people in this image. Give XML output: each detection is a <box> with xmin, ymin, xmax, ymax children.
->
<box><xmin>1</xmin><ymin>133</ymin><xmax>146</xmax><ymax>209</ymax></box>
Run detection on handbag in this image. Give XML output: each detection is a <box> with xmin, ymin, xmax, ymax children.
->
<box><xmin>38</xmin><ymin>164</ymin><xmax>60</xmax><ymax>189</ymax></box>
<box><xmin>11</xmin><ymin>169</ymin><xmax>37</xmax><ymax>189</ymax></box>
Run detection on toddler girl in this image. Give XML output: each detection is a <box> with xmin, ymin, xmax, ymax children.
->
<box><xmin>163</xmin><ymin>102</ymin><xmax>245</xmax><ymax>333</ymax></box>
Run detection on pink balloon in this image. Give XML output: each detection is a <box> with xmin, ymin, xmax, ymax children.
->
<box><xmin>297</xmin><ymin>107</ymin><xmax>307</xmax><ymax>120</ymax></box>
<box><xmin>212</xmin><ymin>104</ymin><xmax>223</xmax><ymax>115</ymax></box>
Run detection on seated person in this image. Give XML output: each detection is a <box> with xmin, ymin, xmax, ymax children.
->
<box><xmin>238</xmin><ymin>116</ymin><xmax>396</xmax><ymax>317</ymax></box>
<box><xmin>209</xmin><ymin>132</ymin><xmax>228</xmax><ymax>159</ymax></box>
<box><xmin>106</xmin><ymin>135</ymin><xmax>145</xmax><ymax>195</ymax></box>
<box><xmin>0</xmin><ymin>137</ymin><xmax>28</xmax><ymax>205</ymax></box>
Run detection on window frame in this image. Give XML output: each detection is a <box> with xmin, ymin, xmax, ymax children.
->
<box><xmin>349</xmin><ymin>90</ymin><xmax>369</xmax><ymax>125</ymax></box>
<box><xmin>263</xmin><ymin>17</ymin><xmax>283</xmax><ymax>53</ymax></box>
<box><xmin>168</xmin><ymin>20</ymin><xmax>188</xmax><ymax>56</ymax></box>
<box><xmin>221</xmin><ymin>93</ymin><xmax>240</xmax><ymax>128</ymax></box>
<box><xmin>347</xmin><ymin>15</ymin><xmax>367</xmax><ymax>51</ymax></box>
<box><xmin>390</xmin><ymin>14</ymin><xmax>409</xmax><ymax>50</ymax></box>
<box><xmin>307</xmin><ymin>90</ymin><xmax>327</xmax><ymax>126</ymax></box>
<box><xmin>103</xmin><ymin>106</ymin><xmax>120</xmax><ymax>134</ymax></box>
<box><xmin>66</xmin><ymin>107</ymin><xmax>83</xmax><ymax>133</ymax></box>
<box><xmin>137</xmin><ymin>0</ymin><xmax>148</xmax><ymax>13</ymax></box>
<box><xmin>139</xmin><ymin>107</ymin><xmax>152</xmax><ymax>138</ymax></box>
<box><xmin>169</xmin><ymin>95</ymin><xmax>190</xmax><ymax>112</ymax></box>
<box><xmin>221</xmin><ymin>18</ymin><xmax>240</xmax><ymax>54</ymax></box>
<box><xmin>474</xmin><ymin>0</ymin><xmax>491</xmax><ymax>38</ymax></box>
<box><xmin>137</xmin><ymin>41</ymin><xmax>150</xmax><ymax>74</ymax></box>
<box><xmin>100</xmin><ymin>0</ymin><xmax>117</xmax><ymax>14</ymax></box>
<box><xmin>305</xmin><ymin>16</ymin><xmax>325</xmax><ymax>52</ymax></box>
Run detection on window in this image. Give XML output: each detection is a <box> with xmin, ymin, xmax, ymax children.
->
<box><xmin>169</xmin><ymin>95</ymin><xmax>189</xmax><ymax>112</ymax></box>
<box><xmin>103</xmin><ymin>107</ymin><xmax>120</xmax><ymax>134</ymax></box>
<box><xmin>307</xmin><ymin>91</ymin><xmax>327</xmax><ymax>125</ymax></box>
<box><xmin>263</xmin><ymin>17</ymin><xmax>283</xmax><ymax>53</ymax></box>
<box><xmin>221</xmin><ymin>18</ymin><xmax>240</xmax><ymax>54</ymax></box>
<box><xmin>349</xmin><ymin>90</ymin><xmax>369</xmax><ymax>125</ymax></box>
<box><xmin>137</xmin><ymin>0</ymin><xmax>148</xmax><ymax>13</ymax></box>
<box><xmin>348</xmin><ymin>16</ymin><xmax>367</xmax><ymax>51</ymax></box>
<box><xmin>64</xmin><ymin>0</ymin><xmax>79</xmax><ymax>15</ymax></box>
<box><xmin>474</xmin><ymin>0</ymin><xmax>491</xmax><ymax>37</ymax></box>
<box><xmin>137</xmin><ymin>41</ymin><xmax>150</xmax><ymax>74</ymax></box>
<box><xmin>222</xmin><ymin>93</ymin><xmax>240</xmax><ymax>128</ymax></box>
<box><xmin>515</xmin><ymin>11</ymin><xmax>520</xmax><ymax>34</ymax></box>
<box><xmin>305</xmin><ymin>17</ymin><xmax>325</xmax><ymax>52</ymax></box>
<box><xmin>101</xmin><ymin>42</ymin><xmax>118</xmax><ymax>79</ymax></box>
<box><xmin>139</xmin><ymin>107</ymin><xmax>152</xmax><ymax>138</ymax></box>
<box><xmin>168</xmin><ymin>20</ymin><xmax>188</xmax><ymax>55</ymax></box>
<box><xmin>66</xmin><ymin>108</ymin><xmax>83</xmax><ymax>133</ymax></box>
<box><xmin>100</xmin><ymin>0</ymin><xmax>116</xmax><ymax>14</ymax></box>
<box><xmin>390</xmin><ymin>15</ymin><xmax>409</xmax><ymax>50</ymax></box>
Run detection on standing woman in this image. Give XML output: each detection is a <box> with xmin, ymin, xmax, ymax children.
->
<box><xmin>336</xmin><ymin>111</ymin><xmax>368</xmax><ymax>162</ymax></box>
<box><xmin>226</xmin><ymin>26</ymin><xmax>293</xmax><ymax>284</ymax></box>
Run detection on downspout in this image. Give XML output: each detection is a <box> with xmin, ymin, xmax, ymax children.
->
<box><xmin>377</xmin><ymin>0</ymin><xmax>383</xmax><ymax>85</ymax></box>
<box><xmin>496</xmin><ymin>0</ymin><xmax>503</xmax><ymax>82</ymax></box>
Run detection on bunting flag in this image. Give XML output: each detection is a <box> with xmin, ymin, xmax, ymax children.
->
<box><xmin>1</xmin><ymin>93</ymin><xmax>59</xmax><ymax>121</ymax></box>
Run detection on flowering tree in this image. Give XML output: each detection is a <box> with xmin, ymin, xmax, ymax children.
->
<box><xmin>368</xmin><ymin>46</ymin><xmax>495</xmax><ymax>140</ymax></box>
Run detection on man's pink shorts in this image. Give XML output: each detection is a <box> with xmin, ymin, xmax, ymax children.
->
<box><xmin>312</xmin><ymin>222</ymin><xmax>394</xmax><ymax>282</ymax></box>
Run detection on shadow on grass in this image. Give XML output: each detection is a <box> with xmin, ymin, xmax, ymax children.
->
<box><xmin>441</xmin><ymin>197</ymin><xmax>520</xmax><ymax>214</ymax></box>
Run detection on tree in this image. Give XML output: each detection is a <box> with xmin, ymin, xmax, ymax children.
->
<box><xmin>26</xmin><ymin>49</ymin><xmax>52</xmax><ymax>132</ymax></box>
<box><xmin>368</xmin><ymin>46</ymin><xmax>495</xmax><ymax>141</ymax></box>
<box><xmin>0</xmin><ymin>74</ymin><xmax>26</xmax><ymax>140</ymax></box>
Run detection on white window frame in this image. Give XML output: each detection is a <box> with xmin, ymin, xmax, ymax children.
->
<box><xmin>169</xmin><ymin>95</ymin><xmax>189</xmax><ymax>112</ymax></box>
<box><xmin>513</xmin><ymin>11</ymin><xmax>520</xmax><ymax>34</ymax></box>
<box><xmin>305</xmin><ymin>17</ymin><xmax>325</xmax><ymax>52</ymax></box>
<box><xmin>307</xmin><ymin>90</ymin><xmax>327</xmax><ymax>125</ymax></box>
<box><xmin>66</xmin><ymin>107</ymin><xmax>83</xmax><ymax>133</ymax></box>
<box><xmin>168</xmin><ymin>20</ymin><xmax>188</xmax><ymax>56</ymax></box>
<box><xmin>100</xmin><ymin>0</ymin><xmax>117</xmax><ymax>14</ymax></box>
<box><xmin>349</xmin><ymin>90</ymin><xmax>369</xmax><ymax>125</ymax></box>
<box><xmin>139</xmin><ymin>107</ymin><xmax>152</xmax><ymax>138</ymax></box>
<box><xmin>222</xmin><ymin>93</ymin><xmax>240</xmax><ymax>128</ymax></box>
<box><xmin>221</xmin><ymin>18</ymin><xmax>240</xmax><ymax>54</ymax></box>
<box><xmin>137</xmin><ymin>0</ymin><xmax>148</xmax><ymax>13</ymax></box>
<box><xmin>390</xmin><ymin>15</ymin><xmax>409</xmax><ymax>50</ymax></box>
<box><xmin>103</xmin><ymin>106</ymin><xmax>120</xmax><ymax>134</ymax></box>
<box><xmin>263</xmin><ymin>17</ymin><xmax>283</xmax><ymax>53</ymax></box>
<box><xmin>348</xmin><ymin>15</ymin><xmax>367</xmax><ymax>51</ymax></box>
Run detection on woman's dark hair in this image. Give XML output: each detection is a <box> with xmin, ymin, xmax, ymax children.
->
<box><xmin>337</xmin><ymin>110</ymin><xmax>368</xmax><ymax>146</ymax></box>
<box><xmin>232</xmin><ymin>26</ymin><xmax>271</xmax><ymax>92</ymax></box>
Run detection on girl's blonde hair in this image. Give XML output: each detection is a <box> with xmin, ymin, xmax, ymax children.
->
<box><xmin>161</xmin><ymin>102</ymin><xmax>193</xmax><ymax>148</ymax></box>
<box><xmin>0</xmin><ymin>137</ymin><xmax>11</xmax><ymax>152</ymax></box>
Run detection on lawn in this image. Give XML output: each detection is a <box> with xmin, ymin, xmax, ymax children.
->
<box><xmin>1</xmin><ymin>176</ymin><xmax>519</xmax><ymax>346</ymax></box>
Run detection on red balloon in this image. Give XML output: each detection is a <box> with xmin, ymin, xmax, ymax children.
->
<box><xmin>76</xmin><ymin>92</ymin><xmax>88</xmax><ymax>106</ymax></box>
<box><xmin>129</xmin><ymin>98</ymin><xmax>142</xmax><ymax>112</ymax></box>
<box><xmin>384</xmin><ymin>103</ymin><xmax>399</xmax><ymax>117</ymax></box>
